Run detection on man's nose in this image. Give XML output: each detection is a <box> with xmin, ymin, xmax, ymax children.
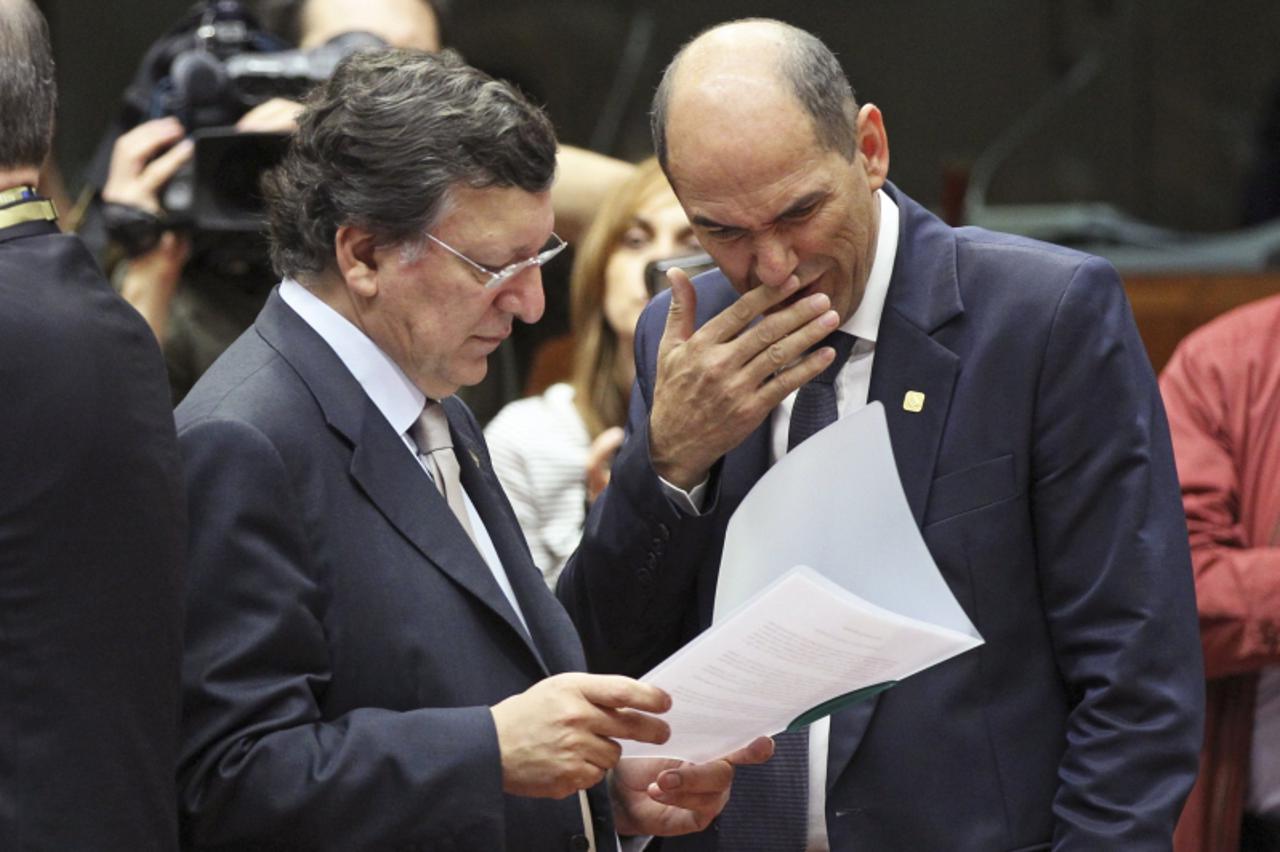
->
<box><xmin>752</xmin><ymin>234</ymin><xmax>798</xmax><ymax>287</ymax></box>
<box><xmin>494</xmin><ymin>267</ymin><xmax>545</xmax><ymax>324</ymax></box>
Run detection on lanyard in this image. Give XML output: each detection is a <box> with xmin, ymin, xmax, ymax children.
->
<box><xmin>0</xmin><ymin>187</ymin><xmax>57</xmax><ymax>229</ymax></box>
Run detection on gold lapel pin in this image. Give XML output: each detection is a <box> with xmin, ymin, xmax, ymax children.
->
<box><xmin>903</xmin><ymin>391</ymin><xmax>926</xmax><ymax>413</ymax></box>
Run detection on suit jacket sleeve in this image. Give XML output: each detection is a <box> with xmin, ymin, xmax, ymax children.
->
<box><xmin>1029</xmin><ymin>257</ymin><xmax>1204</xmax><ymax>847</ymax></box>
<box><xmin>177</xmin><ymin>415</ymin><xmax>507</xmax><ymax>851</ymax></box>
<box><xmin>558</xmin><ymin>301</ymin><xmax>723</xmax><ymax>677</ymax></box>
<box><xmin>1159</xmin><ymin>329</ymin><xmax>1280</xmax><ymax>678</ymax></box>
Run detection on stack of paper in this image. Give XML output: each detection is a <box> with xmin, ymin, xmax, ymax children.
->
<box><xmin>622</xmin><ymin>403</ymin><xmax>983</xmax><ymax>762</ymax></box>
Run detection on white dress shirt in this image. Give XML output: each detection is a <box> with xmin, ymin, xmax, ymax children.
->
<box><xmin>664</xmin><ymin>189</ymin><xmax>900</xmax><ymax>850</ymax></box>
<box><xmin>278</xmin><ymin>278</ymin><xmax>531</xmax><ymax>636</ymax></box>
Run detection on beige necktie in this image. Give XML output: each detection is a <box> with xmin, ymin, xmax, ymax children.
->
<box><xmin>410</xmin><ymin>402</ymin><xmax>477</xmax><ymax>545</ymax></box>
<box><xmin>412</xmin><ymin>403</ymin><xmax>598</xmax><ymax>851</ymax></box>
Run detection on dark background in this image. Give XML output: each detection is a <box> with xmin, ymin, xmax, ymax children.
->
<box><xmin>38</xmin><ymin>0</ymin><xmax>1280</xmax><ymax>233</ymax></box>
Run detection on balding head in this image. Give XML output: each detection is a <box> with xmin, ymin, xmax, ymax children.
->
<box><xmin>650</xmin><ymin>19</ymin><xmax>858</xmax><ymax>175</ymax></box>
<box><xmin>0</xmin><ymin>0</ymin><xmax>56</xmax><ymax>171</ymax></box>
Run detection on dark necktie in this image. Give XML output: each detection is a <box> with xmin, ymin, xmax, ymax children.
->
<box><xmin>717</xmin><ymin>330</ymin><xmax>857</xmax><ymax>851</ymax></box>
<box><xmin>788</xmin><ymin>331</ymin><xmax>858</xmax><ymax>451</ymax></box>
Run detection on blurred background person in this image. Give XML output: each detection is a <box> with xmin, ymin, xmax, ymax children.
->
<box><xmin>1161</xmin><ymin>294</ymin><xmax>1280</xmax><ymax>852</ymax></box>
<box><xmin>0</xmin><ymin>1</ymin><xmax>186</xmax><ymax>848</ymax></box>
<box><xmin>485</xmin><ymin>157</ymin><xmax>701</xmax><ymax>587</ymax></box>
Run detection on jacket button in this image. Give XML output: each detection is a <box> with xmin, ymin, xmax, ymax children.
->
<box><xmin>569</xmin><ymin>834</ymin><xmax>590</xmax><ymax>851</ymax></box>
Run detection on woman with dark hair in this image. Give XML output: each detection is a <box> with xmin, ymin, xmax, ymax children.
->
<box><xmin>485</xmin><ymin>157</ymin><xmax>700</xmax><ymax>586</ymax></box>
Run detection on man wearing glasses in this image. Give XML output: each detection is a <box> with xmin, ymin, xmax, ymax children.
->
<box><xmin>173</xmin><ymin>48</ymin><xmax>769</xmax><ymax>851</ymax></box>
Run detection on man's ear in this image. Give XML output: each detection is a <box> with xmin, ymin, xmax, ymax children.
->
<box><xmin>855</xmin><ymin>103</ymin><xmax>890</xmax><ymax>191</ymax></box>
<box><xmin>335</xmin><ymin>224</ymin><xmax>381</xmax><ymax>298</ymax></box>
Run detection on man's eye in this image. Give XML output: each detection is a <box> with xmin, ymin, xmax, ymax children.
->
<box><xmin>785</xmin><ymin>203</ymin><xmax>818</xmax><ymax>221</ymax></box>
<box><xmin>705</xmin><ymin>227</ymin><xmax>742</xmax><ymax>242</ymax></box>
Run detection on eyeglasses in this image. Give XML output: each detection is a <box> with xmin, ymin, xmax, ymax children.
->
<box><xmin>424</xmin><ymin>231</ymin><xmax>568</xmax><ymax>289</ymax></box>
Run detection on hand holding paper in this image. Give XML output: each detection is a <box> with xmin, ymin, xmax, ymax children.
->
<box><xmin>610</xmin><ymin>736</ymin><xmax>775</xmax><ymax>837</ymax></box>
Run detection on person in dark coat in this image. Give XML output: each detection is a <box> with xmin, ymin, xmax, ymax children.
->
<box><xmin>0</xmin><ymin>2</ymin><xmax>187</xmax><ymax>849</ymax></box>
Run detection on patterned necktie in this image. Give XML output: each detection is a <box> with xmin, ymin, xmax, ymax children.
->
<box><xmin>718</xmin><ymin>330</ymin><xmax>857</xmax><ymax>851</ymax></box>
<box><xmin>788</xmin><ymin>331</ymin><xmax>858</xmax><ymax>451</ymax></box>
<box><xmin>410</xmin><ymin>401</ymin><xmax>477</xmax><ymax>546</ymax></box>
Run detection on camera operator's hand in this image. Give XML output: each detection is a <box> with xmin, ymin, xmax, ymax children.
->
<box><xmin>118</xmin><ymin>231</ymin><xmax>189</xmax><ymax>342</ymax></box>
<box><xmin>102</xmin><ymin>117</ymin><xmax>193</xmax><ymax>214</ymax></box>
<box><xmin>235</xmin><ymin>97</ymin><xmax>304</xmax><ymax>134</ymax></box>
<box><xmin>103</xmin><ymin>118</ymin><xmax>194</xmax><ymax>341</ymax></box>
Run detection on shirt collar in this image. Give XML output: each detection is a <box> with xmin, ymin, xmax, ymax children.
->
<box><xmin>279</xmin><ymin>277</ymin><xmax>427</xmax><ymax>435</ymax></box>
<box><xmin>842</xmin><ymin>188</ymin><xmax>899</xmax><ymax>343</ymax></box>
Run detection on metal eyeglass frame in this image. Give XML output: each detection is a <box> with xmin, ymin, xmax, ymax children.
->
<box><xmin>424</xmin><ymin>231</ymin><xmax>568</xmax><ymax>289</ymax></box>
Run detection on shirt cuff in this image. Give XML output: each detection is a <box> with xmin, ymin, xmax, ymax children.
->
<box><xmin>658</xmin><ymin>473</ymin><xmax>709</xmax><ymax>514</ymax></box>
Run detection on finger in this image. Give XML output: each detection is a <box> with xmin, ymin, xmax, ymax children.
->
<box><xmin>575</xmin><ymin>673</ymin><xmax>671</xmax><ymax>714</ymax></box>
<box><xmin>658</xmin><ymin>266</ymin><xmax>697</xmax><ymax>354</ymax></box>
<box><xmin>236</xmin><ymin>97</ymin><xmax>303</xmax><ymax>133</ymax></box>
<box><xmin>653</xmin><ymin>759</ymin><xmax>732</xmax><ymax>795</ymax></box>
<box><xmin>585</xmin><ymin>426</ymin><xmax>624</xmax><ymax>469</ymax></box>
<box><xmin>737</xmin><ymin>300</ymin><xmax>840</xmax><ymax>387</ymax></box>
<box><xmin>647</xmin><ymin>786</ymin><xmax>727</xmax><ymax>817</ymax></box>
<box><xmin>755</xmin><ymin>347</ymin><xmax>839</xmax><ymax>414</ymax></box>
<box><xmin>138</xmin><ymin>137</ymin><xmax>195</xmax><ymax>193</ymax></box>
<box><xmin>576</xmin><ymin>734</ymin><xmax>624</xmax><ymax>776</ymax></box>
<box><xmin>113</xmin><ymin>118</ymin><xmax>187</xmax><ymax>173</ymax></box>
<box><xmin>721</xmin><ymin>736</ymin><xmax>775</xmax><ymax>766</ymax></box>
<box><xmin>648</xmin><ymin>736</ymin><xmax>774</xmax><ymax>798</ymax></box>
<box><xmin>590</xmin><ymin>707</ymin><xmax>671</xmax><ymax>746</ymax></box>
<box><xmin>695</xmin><ymin>273</ymin><xmax>806</xmax><ymax>345</ymax></box>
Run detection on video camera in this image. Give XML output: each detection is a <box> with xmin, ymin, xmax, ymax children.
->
<box><xmin>102</xmin><ymin>0</ymin><xmax>383</xmax><ymax>247</ymax></box>
<box><xmin>155</xmin><ymin>1</ymin><xmax>384</xmax><ymax>232</ymax></box>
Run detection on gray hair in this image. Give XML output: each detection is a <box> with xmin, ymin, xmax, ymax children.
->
<box><xmin>0</xmin><ymin>0</ymin><xmax>56</xmax><ymax>170</ymax></box>
<box><xmin>263</xmin><ymin>47</ymin><xmax>557</xmax><ymax>278</ymax></box>
<box><xmin>650</xmin><ymin>19</ymin><xmax>858</xmax><ymax>170</ymax></box>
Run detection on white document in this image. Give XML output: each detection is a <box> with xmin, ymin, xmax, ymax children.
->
<box><xmin>715</xmin><ymin>402</ymin><xmax>979</xmax><ymax>633</ymax></box>
<box><xmin>621</xmin><ymin>402</ymin><xmax>983</xmax><ymax>763</ymax></box>
<box><xmin>622</xmin><ymin>565</ymin><xmax>981</xmax><ymax>762</ymax></box>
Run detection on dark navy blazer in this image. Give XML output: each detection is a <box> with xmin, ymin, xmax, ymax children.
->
<box><xmin>560</xmin><ymin>184</ymin><xmax>1204</xmax><ymax>851</ymax></box>
<box><xmin>0</xmin><ymin>219</ymin><xmax>186</xmax><ymax>851</ymax></box>
<box><xmin>176</xmin><ymin>290</ymin><xmax>610</xmax><ymax>851</ymax></box>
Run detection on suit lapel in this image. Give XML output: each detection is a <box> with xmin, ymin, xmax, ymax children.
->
<box><xmin>255</xmin><ymin>290</ymin><xmax>548</xmax><ymax>672</ymax></box>
<box><xmin>446</xmin><ymin>398</ymin><xmax>577</xmax><ymax>675</ymax></box>
<box><xmin>868</xmin><ymin>312</ymin><xmax>959</xmax><ymax>525</ymax></box>
<box><xmin>827</xmin><ymin>186</ymin><xmax>963</xmax><ymax>790</ymax></box>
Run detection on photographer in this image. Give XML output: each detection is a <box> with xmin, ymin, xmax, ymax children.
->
<box><xmin>99</xmin><ymin>0</ymin><xmax>633</xmax><ymax>403</ymax></box>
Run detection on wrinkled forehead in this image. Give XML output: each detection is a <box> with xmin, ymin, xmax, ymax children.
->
<box><xmin>666</xmin><ymin>90</ymin><xmax>834</xmax><ymax>222</ymax></box>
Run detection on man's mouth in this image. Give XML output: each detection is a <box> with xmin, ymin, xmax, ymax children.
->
<box><xmin>765</xmin><ymin>280</ymin><xmax>819</xmax><ymax>315</ymax></box>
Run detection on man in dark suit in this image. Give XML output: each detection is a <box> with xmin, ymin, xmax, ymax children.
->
<box><xmin>558</xmin><ymin>19</ymin><xmax>1204</xmax><ymax>851</ymax></box>
<box><xmin>175</xmin><ymin>48</ymin><xmax>768</xmax><ymax>851</ymax></box>
<box><xmin>0</xmin><ymin>2</ymin><xmax>186</xmax><ymax>849</ymax></box>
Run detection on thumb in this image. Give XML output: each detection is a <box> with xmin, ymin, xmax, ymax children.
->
<box><xmin>659</xmin><ymin>266</ymin><xmax>698</xmax><ymax>354</ymax></box>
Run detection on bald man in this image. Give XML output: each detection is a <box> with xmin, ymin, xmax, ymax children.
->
<box><xmin>559</xmin><ymin>18</ymin><xmax>1204</xmax><ymax>851</ymax></box>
